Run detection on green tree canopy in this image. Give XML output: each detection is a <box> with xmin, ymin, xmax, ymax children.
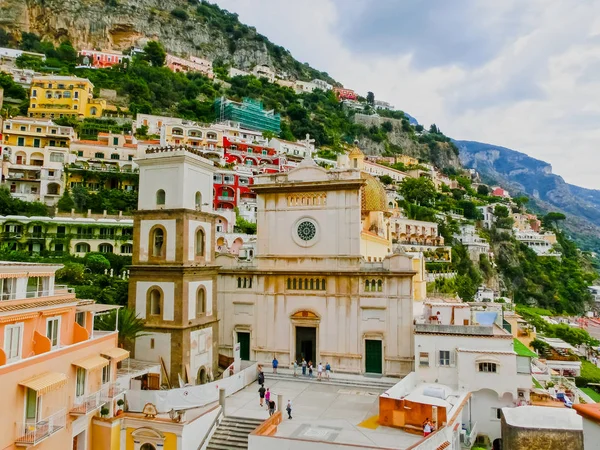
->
<box><xmin>398</xmin><ymin>177</ymin><xmax>437</xmax><ymax>206</ymax></box>
<box><xmin>143</xmin><ymin>41</ymin><xmax>166</xmax><ymax>67</ymax></box>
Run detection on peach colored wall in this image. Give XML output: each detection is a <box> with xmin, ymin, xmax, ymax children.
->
<box><xmin>0</xmin><ymin>332</ymin><xmax>118</xmax><ymax>450</ymax></box>
<box><xmin>0</xmin><ymin>302</ymin><xmax>81</xmax><ymax>360</ymax></box>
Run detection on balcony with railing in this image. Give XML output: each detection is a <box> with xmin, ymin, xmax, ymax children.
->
<box><xmin>461</xmin><ymin>421</ymin><xmax>477</xmax><ymax>448</ymax></box>
<box><xmin>102</xmin><ymin>382</ymin><xmax>126</xmax><ymax>400</ymax></box>
<box><xmin>15</xmin><ymin>408</ymin><xmax>67</xmax><ymax>446</ymax></box>
<box><xmin>0</xmin><ymin>285</ymin><xmax>74</xmax><ymax>302</ymax></box>
<box><xmin>70</xmin><ymin>389</ymin><xmax>106</xmax><ymax>415</ymax></box>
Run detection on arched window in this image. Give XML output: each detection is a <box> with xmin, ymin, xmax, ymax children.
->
<box><xmin>299</xmin><ymin>279</ymin><xmax>303</xmax><ymax>290</ymax></box>
<box><xmin>141</xmin><ymin>444</ymin><xmax>156</xmax><ymax>450</ymax></box>
<box><xmin>195</xmin><ymin>228</ymin><xmax>205</xmax><ymax>257</ymax></box>
<box><xmin>377</xmin><ymin>280</ymin><xmax>383</xmax><ymax>292</ymax></box>
<box><xmin>478</xmin><ymin>362</ymin><xmax>498</xmax><ymax>373</ymax></box>
<box><xmin>365</xmin><ymin>280</ymin><xmax>370</xmax><ymax>292</ymax></box>
<box><xmin>152</xmin><ymin>228</ymin><xmax>165</xmax><ymax>257</ymax></box>
<box><xmin>293</xmin><ymin>278</ymin><xmax>297</xmax><ymax>290</ymax></box>
<box><xmin>120</xmin><ymin>243</ymin><xmax>133</xmax><ymax>254</ymax></box>
<box><xmin>237</xmin><ymin>277</ymin><xmax>242</xmax><ymax>288</ymax></box>
<box><xmin>248</xmin><ymin>277</ymin><xmax>252</xmax><ymax>288</ymax></box>
<box><xmin>75</xmin><ymin>243</ymin><xmax>90</xmax><ymax>253</ymax></box>
<box><xmin>99</xmin><ymin>243</ymin><xmax>113</xmax><ymax>253</ymax></box>
<box><xmin>322</xmin><ymin>279</ymin><xmax>327</xmax><ymax>290</ymax></box>
<box><xmin>196</xmin><ymin>287</ymin><xmax>206</xmax><ymax>316</ymax></box>
<box><xmin>149</xmin><ymin>289</ymin><xmax>162</xmax><ymax>316</ymax></box>
<box><xmin>243</xmin><ymin>277</ymin><xmax>247</xmax><ymax>288</ymax></box>
<box><xmin>195</xmin><ymin>191</ymin><xmax>202</xmax><ymax>209</ymax></box>
<box><xmin>156</xmin><ymin>189</ymin><xmax>165</xmax><ymax>206</ymax></box>
<box><xmin>310</xmin><ymin>279</ymin><xmax>314</xmax><ymax>290</ymax></box>
<box><xmin>90</xmin><ymin>107</ymin><xmax>98</xmax><ymax>116</ymax></box>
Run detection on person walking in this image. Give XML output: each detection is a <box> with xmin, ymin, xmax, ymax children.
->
<box><xmin>272</xmin><ymin>355</ymin><xmax>279</xmax><ymax>374</ymax></box>
<box><xmin>268</xmin><ymin>399</ymin><xmax>276</xmax><ymax>416</ymax></box>
<box><xmin>317</xmin><ymin>362</ymin><xmax>323</xmax><ymax>380</ymax></box>
<box><xmin>325</xmin><ymin>361</ymin><xmax>331</xmax><ymax>380</ymax></box>
<box><xmin>264</xmin><ymin>388</ymin><xmax>271</xmax><ymax>410</ymax></box>
<box><xmin>258</xmin><ymin>384</ymin><xmax>266</xmax><ymax>407</ymax></box>
<box><xmin>308</xmin><ymin>361</ymin><xmax>313</xmax><ymax>378</ymax></box>
<box><xmin>258</xmin><ymin>368</ymin><xmax>265</xmax><ymax>386</ymax></box>
<box><xmin>301</xmin><ymin>358</ymin><xmax>307</xmax><ymax>376</ymax></box>
<box><xmin>293</xmin><ymin>360</ymin><xmax>298</xmax><ymax>377</ymax></box>
<box><xmin>286</xmin><ymin>399</ymin><xmax>293</xmax><ymax>419</ymax></box>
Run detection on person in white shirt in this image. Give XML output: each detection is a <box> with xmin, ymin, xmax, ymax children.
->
<box><xmin>317</xmin><ymin>362</ymin><xmax>323</xmax><ymax>380</ymax></box>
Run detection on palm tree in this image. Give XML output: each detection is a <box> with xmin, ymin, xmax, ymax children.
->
<box><xmin>95</xmin><ymin>308</ymin><xmax>147</xmax><ymax>349</ymax></box>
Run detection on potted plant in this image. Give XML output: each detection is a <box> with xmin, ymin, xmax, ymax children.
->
<box><xmin>100</xmin><ymin>407</ymin><xmax>110</xmax><ymax>418</ymax></box>
<box><xmin>116</xmin><ymin>399</ymin><xmax>125</xmax><ymax>416</ymax></box>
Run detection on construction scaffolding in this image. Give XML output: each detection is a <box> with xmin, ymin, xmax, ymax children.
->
<box><xmin>214</xmin><ymin>97</ymin><xmax>281</xmax><ymax>133</ymax></box>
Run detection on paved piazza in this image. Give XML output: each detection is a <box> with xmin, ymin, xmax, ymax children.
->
<box><xmin>225</xmin><ymin>378</ymin><xmax>422</xmax><ymax>448</ymax></box>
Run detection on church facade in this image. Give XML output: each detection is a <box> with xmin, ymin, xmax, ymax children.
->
<box><xmin>128</xmin><ymin>144</ymin><xmax>416</xmax><ymax>383</ymax></box>
<box><xmin>216</xmin><ymin>151</ymin><xmax>416</xmax><ymax>377</ymax></box>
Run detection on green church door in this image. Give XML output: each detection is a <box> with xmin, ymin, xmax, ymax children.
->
<box><xmin>365</xmin><ymin>340</ymin><xmax>383</xmax><ymax>374</ymax></box>
<box><xmin>237</xmin><ymin>332</ymin><xmax>250</xmax><ymax>361</ymax></box>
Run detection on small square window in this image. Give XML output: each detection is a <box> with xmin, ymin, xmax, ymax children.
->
<box><xmin>439</xmin><ymin>350</ymin><xmax>451</xmax><ymax>366</ymax></box>
<box><xmin>419</xmin><ymin>352</ymin><xmax>429</xmax><ymax>367</ymax></box>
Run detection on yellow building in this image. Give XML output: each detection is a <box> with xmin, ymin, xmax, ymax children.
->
<box><xmin>28</xmin><ymin>76</ymin><xmax>106</xmax><ymax>119</ymax></box>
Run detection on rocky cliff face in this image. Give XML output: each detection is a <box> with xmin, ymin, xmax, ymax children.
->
<box><xmin>0</xmin><ymin>0</ymin><xmax>332</xmax><ymax>82</ymax></box>
<box><xmin>354</xmin><ymin>114</ymin><xmax>462</xmax><ymax>169</ymax></box>
<box><xmin>458</xmin><ymin>140</ymin><xmax>600</xmax><ymax>253</ymax></box>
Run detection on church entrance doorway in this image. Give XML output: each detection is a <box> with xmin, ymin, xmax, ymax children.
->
<box><xmin>365</xmin><ymin>339</ymin><xmax>383</xmax><ymax>374</ymax></box>
<box><xmin>295</xmin><ymin>326</ymin><xmax>316</xmax><ymax>363</ymax></box>
<box><xmin>237</xmin><ymin>332</ymin><xmax>250</xmax><ymax>360</ymax></box>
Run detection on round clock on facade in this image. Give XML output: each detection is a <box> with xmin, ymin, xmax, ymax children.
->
<box><xmin>297</xmin><ymin>220</ymin><xmax>317</xmax><ymax>241</ymax></box>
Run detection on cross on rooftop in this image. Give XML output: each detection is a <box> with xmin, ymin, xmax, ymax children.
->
<box><xmin>301</xmin><ymin>134</ymin><xmax>315</xmax><ymax>156</ymax></box>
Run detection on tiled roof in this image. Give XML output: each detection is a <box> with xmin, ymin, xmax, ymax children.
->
<box><xmin>574</xmin><ymin>403</ymin><xmax>600</xmax><ymax>423</ymax></box>
<box><xmin>74</xmin><ymin>140</ymin><xmax>106</xmax><ymax>145</ymax></box>
<box><xmin>436</xmin><ymin>442</ymin><xmax>451</xmax><ymax>450</ymax></box>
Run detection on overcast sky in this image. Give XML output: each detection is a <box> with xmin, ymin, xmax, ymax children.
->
<box><xmin>213</xmin><ymin>0</ymin><xmax>600</xmax><ymax>190</ymax></box>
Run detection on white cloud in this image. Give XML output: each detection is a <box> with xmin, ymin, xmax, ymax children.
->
<box><xmin>214</xmin><ymin>0</ymin><xmax>600</xmax><ymax>189</ymax></box>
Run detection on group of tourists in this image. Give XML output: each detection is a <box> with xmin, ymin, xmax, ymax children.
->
<box><xmin>292</xmin><ymin>358</ymin><xmax>331</xmax><ymax>380</ymax></box>
<box><xmin>257</xmin><ymin>363</ymin><xmax>292</xmax><ymax>419</ymax></box>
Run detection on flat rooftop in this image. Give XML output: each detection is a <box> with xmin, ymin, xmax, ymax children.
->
<box><xmin>226</xmin><ymin>378</ymin><xmax>422</xmax><ymax>449</ymax></box>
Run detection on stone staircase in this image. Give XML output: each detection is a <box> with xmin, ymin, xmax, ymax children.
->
<box><xmin>262</xmin><ymin>371</ymin><xmax>398</xmax><ymax>391</ymax></box>
<box><xmin>206</xmin><ymin>416</ymin><xmax>264</xmax><ymax>450</ymax></box>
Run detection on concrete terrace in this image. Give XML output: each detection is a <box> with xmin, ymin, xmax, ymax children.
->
<box><xmin>225</xmin><ymin>377</ymin><xmax>422</xmax><ymax>449</ymax></box>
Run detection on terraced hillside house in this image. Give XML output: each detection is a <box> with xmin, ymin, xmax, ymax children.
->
<box><xmin>67</xmin><ymin>132</ymin><xmax>141</xmax><ymax>192</ymax></box>
<box><xmin>0</xmin><ymin>261</ymin><xmax>127</xmax><ymax>450</ymax></box>
<box><xmin>28</xmin><ymin>76</ymin><xmax>106</xmax><ymax>119</ymax></box>
<box><xmin>0</xmin><ymin>214</ymin><xmax>134</xmax><ymax>257</ymax></box>
<box><xmin>1</xmin><ymin>117</ymin><xmax>75</xmax><ymax>205</ymax></box>
<box><xmin>128</xmin><ymin>145</ymin><xmax>220</xmax><ymax>384</ymax></box>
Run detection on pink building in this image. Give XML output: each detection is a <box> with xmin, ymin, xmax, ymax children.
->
<box><xmin>78</xmin><ymin>50</ymin><xmax>127</xmax><ymax>69</ymax></box>
<box><xmin>0</xmin><ymin>262</ymin><xmax>127</xmax><ymax>449</ymax></box>
<box><xmin>166</xmin><ymin>54</ymin><xmax>214</xmax><ymax>79</ymax></box>
<box><xmin>491</xmin><ymin>186</ymin><xmax>511</xmax><ymax>198</ymax></box>
<box><xmin>333</xmin><ymin>87</ymin><xmax>357</xmax><ymax>101</ymax></box>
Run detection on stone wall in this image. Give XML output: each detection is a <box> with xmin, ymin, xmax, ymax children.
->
<box><xmin>501</xmin><ymin>420</ymin><xmax>584</xmax><ymax>450</ymax></box>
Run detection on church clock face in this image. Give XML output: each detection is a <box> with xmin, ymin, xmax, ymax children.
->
<box><xmin>297</xmin><ymin>221</ymin><xmax>316</xmax><ymax>241</ymax></box>
<box><xmin>292</xmin><ymin>217</ymin><xmax>320</xmax><ymax>247</ymax></box>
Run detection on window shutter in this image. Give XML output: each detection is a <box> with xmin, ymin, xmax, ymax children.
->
<box><xmin>11</xmin><ymin>326</ymin><xmax>20</xmax><ymax>358</ymax></box>
<box><xmin>436</xmin><ymin>350</ymin><xmax>440</xmax><ymax>367</ymax></box>
<box><xmin>450</xmin><ymin>350</ymin><xmax>456</xmax><ymax>367</ymax></box>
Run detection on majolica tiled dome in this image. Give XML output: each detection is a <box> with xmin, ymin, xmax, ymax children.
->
<box><xmin>360</xmin><ymin>172</ymin><xmax>387</xmax><ymax>212</ymax></box>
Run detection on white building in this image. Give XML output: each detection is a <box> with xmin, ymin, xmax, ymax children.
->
<box><xmin>475</xmin><ymin>286</ymin><xmax>496</xmax><ymax>302</ymax></box>
<box><xmin>134</xmin><ymin>113</ymin><xmax>183</xmax><ymax>135</ymax></box>
<box><xmin>374</xmin><ymin>99</ymin><xmax>395</xmax><ymax>110</ymax></box>
<box><xmin>228</xmin><ymin>67</ymin><xmax>250</xmax><ymax>78</ymax></box>
<box><xmin>311</xmin><ymin>78</ymin><xmax>333</xmax><ymax>91</ymax></box>
<box><xmin>477</xmin><ymin>204</ymin><xmax>496</xmax><ymax>229</ymax></box>
<box><xmin>0</xmin><ymin>47</ymin><xmax>45</xmax><ymax>61</ymax></box>
<box><xmin>362</xmin><ymin>160</ymin><xmax>408</xmax><ymax>184</ymax></box>
<box><xmin>514</xmin><ymin>230</ymin><xmax>561</xmax><ymax>257</ymax></box>
<box><xmin>252</xmin><ymin>65</ymin><xmax>275</xmax><ymax>83</ymax></box>
<box><xmin>268</xmin><ymin>137</ymin><xmax>314</xmax><ymax>160</ymax></box>
<box><xmin>456</xmin><ymin>224</ymin><xmax>490</xmax><ymax>262</ymax></box>
<box><xmin>574</xmin><ymin>403</ymin><xmax>600</xmax><ymax>450</ymax></box>
<box><xmin>415</xmin><ymin>301</ymin><xmax>533</xmax><ymax>443</ymax></box>
<box><xmin>293</xmin><ymin>80</ymin><xmax>319</xmax><ymax>94</ymax></box>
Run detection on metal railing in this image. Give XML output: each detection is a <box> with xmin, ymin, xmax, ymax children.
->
<box><xmin>0</xmin><ymin>285</ymin><xmax>74</xmax><ymax>301</ymax></box>
<box><xmin>102</xmin><ymin>382</ymin><xmax>126</xmax><ymax>401</ymax></box>
<box><xmin>15</xmin><ymin>409</ymin><xmax>66</xmax><ymax>446</ymax></box>
<box><xmin>70</xmin><ymin>389</ymin><xmax>106</xmax><ymax>415</ymax></box>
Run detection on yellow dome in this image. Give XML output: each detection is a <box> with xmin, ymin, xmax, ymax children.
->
<box><xmin>360</xmin><ymin>172</ymin><xmax>388</xmax><ymax>212</ymax></box>
<box><xmin>348</xmin><ymin>147</ymin><xmax>364</xmax><ymax>157</ymax></box>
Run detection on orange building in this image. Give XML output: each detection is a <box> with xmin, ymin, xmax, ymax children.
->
<box><xmin>0</xmin><ymin>262</ymin><xmax>128</xmax><ymax>449</ymax></box>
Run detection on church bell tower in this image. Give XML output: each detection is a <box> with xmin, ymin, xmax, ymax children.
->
<box><xmin>128</xmin><ymin>145</ymin><xmax>219</xmax><ymax>385</ymax></box>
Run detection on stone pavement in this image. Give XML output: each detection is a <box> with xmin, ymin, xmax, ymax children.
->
<box><xmin>225</xmin><ymin>377</ymin><xmax>422</xmax><ymax>449</ymax></box>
